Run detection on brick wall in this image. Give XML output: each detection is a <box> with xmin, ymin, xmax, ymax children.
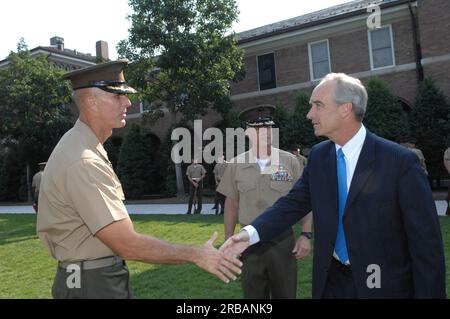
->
<box><xmin>276</xmin><ymin>43</ymin><xmax>310</xmax><ymax>86</ymax></box>
<box><xmin>418</xmin><ymin>0</ymin><xmax>450</xmax><ymax>58</ymax></box>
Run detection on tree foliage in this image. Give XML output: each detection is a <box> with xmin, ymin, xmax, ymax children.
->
<box><xmin>117</xmin><ymin>0</ymin><xmax>245</xmax><ymax>124</ymax></box>
<box><xmin>117</xmin><ymin>124</ymin><xmax>163</xmax><ymax>198</ymax></box>
<box><xmin>287</xmin><ymin>91</ymin><xmax>320</xmax><ymax>149</ymax></box>
<box><xmin>410</xmin><ymin>78</ymin><xmax>450</xmax><ymax>179</ymax></box>
<box><xmin>0</xmin><ymin>48</ymin><xmax>73</xmax><ymax>161</ymax></box>
<box><xmin>364</xmin><ymin>77</ymin><xmax>410</xmax><ymax>142</ymax></box>
<box><xmin>0</xmin><ymin>42</ymin><xmax>73</xmax><ymax>201</ymax></box>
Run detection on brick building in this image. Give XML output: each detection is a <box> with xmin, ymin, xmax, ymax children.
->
<box><xmin>123</xmin><ymin>0</ymin><xmax>449</xmax><ymax>145</ymax></box>
<box><xmin>0</xmin><ymin>36</ymin><xmax>108</xmax><ymax>71</ymax></box>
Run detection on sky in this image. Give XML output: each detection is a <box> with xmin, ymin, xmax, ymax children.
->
<box><xmin>0</xmin><ymin>0</ymin><xmax>351</xmax><ymax>61</ymax></box>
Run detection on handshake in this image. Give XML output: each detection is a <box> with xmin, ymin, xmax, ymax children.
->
<box><xmin>198</xmin><ymin>231</ymin><xmax>250</xmax><ymax>283</ymax></box>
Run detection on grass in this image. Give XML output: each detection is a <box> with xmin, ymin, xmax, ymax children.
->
<box><xmin>0</xmin><ymin>214</ymin><xmax>448</xmax><ymax>298</ymax></box>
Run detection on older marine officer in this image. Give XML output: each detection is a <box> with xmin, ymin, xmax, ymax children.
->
<box><xmin>36</xmin><ymin>60</ymin><xmax>241</xmax><ymax>299</ymax></box>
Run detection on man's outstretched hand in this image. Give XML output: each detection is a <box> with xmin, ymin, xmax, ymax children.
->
<box><xmin>219</xmin><ymin>231</ymin><xmax>250</xmax><ymax>258</ymax></box>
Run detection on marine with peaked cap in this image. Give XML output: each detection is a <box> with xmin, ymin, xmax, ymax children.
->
<box><xmin>217</xmin><ymin>104</ymin><xmax>313</xmax><ymax>299</ymax></box>
<box><xmin>36</xmin><ymin>59</ymin><xmax>242</xmax><ymax>299</ymax></box>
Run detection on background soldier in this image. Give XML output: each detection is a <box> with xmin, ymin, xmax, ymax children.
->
<box><xmin>213</xmin><ymin>154</ymin><xmax>227</xmax><ymax>215</ymax></box>
<box><xmin>186</xmin><ymin>157</ymin><xmax>206</xmax><ymax>214</ymax></box>
<box><xmin>31</xmin><ymin>162</ymin><xmax>46</xmax><ymax>213</ymax></box>
<box><xmin>218</xmin><ymin>105</ymin><xmax>313</xmax><ymax>299</ymax></box>
<box><xmin>36</xmin><ymin>60</ymin><xmax>241</xmax><ymax>299</ymax></box>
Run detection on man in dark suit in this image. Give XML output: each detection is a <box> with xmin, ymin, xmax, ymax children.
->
<box><xmin>221</xmin><ymin>73</ymin><xmax>446</xmax><ymax>298</ymax></box>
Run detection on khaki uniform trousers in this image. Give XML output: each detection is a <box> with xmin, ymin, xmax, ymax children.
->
<box><xmin>241</xmin><ymin>228</ymin><xmax>297</xmax><ymax>299</ymax></box>
<box><xmin>52</xmin><ymin>256</ymin><xmax>132</xmax><ymax>299</ymax></box>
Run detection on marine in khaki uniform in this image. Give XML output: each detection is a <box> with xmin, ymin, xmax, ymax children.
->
<box><xmin>213</xmin><ymin>154</ymin><xmax>227</xmax><ymax>215</ymax></box>
<box><xmin>291</xmin><ymin>147</ymin><xmax>307</xmax><ymax>172</ymax></box>
<box><xmin>36</xmin><ymin>60</ymin><xmax>242</xmax><ymax>299</ymax></box>
<box><xmin>31</xmin><ymin>162</ymin><xmax>46</xmax><ymax>211</ymax></box>
<box><xmin>217</xmin><ymin>105</ymin><xmax>313</xmax><ymax>299</ymax></box>
<box><xmin>186</xmin><ymin>158</ymin><xmax>206</xmax><ymax>214</ymax></box>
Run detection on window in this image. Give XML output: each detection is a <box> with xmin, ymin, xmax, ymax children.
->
<box><xmin>368</xmin><ymin>25</ymin><xmax>395</xmax><ymax>69</ymax></box>
<box><xmin>257</xmin><ymin>53</ymin><xmax>276</xmax><ymax>90</ymax></box>
<box><xmin>308</xmin><ymin>40</ymin><xmax>331</xmax><ymax>81</ymax></box>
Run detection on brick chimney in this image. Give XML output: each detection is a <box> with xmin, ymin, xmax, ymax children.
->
<box><xmin>50</xmin><ymin>36</ymin><xmax>64</xmax><ymax>51</ymax></box>
<box><xmin>96</xmin><ymin>40</ymin><xmax>109</xmax><ymax>61</ymax></box>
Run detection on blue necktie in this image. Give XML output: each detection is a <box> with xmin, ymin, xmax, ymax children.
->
<box><xmin>335</xmin><ymin>148</ymin><xmax>349</xmax><ymax>263</ymax></box>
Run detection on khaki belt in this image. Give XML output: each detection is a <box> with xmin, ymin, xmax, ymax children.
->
<box><xmin>58</xmin><ymin>256</ymin><xmax>124</xmax><ymax>271</ymax></box>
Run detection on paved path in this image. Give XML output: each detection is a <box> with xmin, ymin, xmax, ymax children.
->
<box><xmin>0</xmin><ymin>203</ymin><xmax>219</xmax><ymax>215</ymax></box>
<box><xmin>0</xmin><ymin>201</ymin><xmax>447</xmax><ymax>216</ymax></box>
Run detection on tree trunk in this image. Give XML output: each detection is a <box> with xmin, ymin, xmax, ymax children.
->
<box><xmin>26</xmin><ymin>162</ymin><xmax>32</xmax><ymax>202</ymax></box>
<box><xmin>170</xmin><ymin>111</ymin><xmax>185</xmax><ymax>197</ymax></box>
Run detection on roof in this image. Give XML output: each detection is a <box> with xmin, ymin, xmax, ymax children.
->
<box><xmin>0</xmin><ymin>46</ymin><xmax>97</xmax><ymax>66</ymax></box>
<box><xmin>31</xmin><ymin>46</ymin><xmax>97</xmax><ymax>62</ymax></box>
<box><xmin>236</xmin><ymin>0</ymin><xmax>414</xmax><ymax>43</ymax></box>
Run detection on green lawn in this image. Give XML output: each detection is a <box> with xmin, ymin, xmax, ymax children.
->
<box><xmin>0</xmin><ymin>214</ymin><xmax>448</xmax><ymax>298</ymax></box>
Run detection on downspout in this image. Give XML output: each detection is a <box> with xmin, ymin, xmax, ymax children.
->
<box><xmin>408</xmin><ymin>2</ymin><xmax>424</xmax><ymax>85</ymax></box>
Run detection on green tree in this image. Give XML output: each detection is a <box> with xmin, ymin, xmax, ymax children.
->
<box><xmin>117</xmin><ymin>0</ymin><xmax>245</xmax><ymax>123</ymax></box>
<box><xmin>118</xmin><ymin>0</ymin><xmax>245</xmax><ymax>196</ymax></box>
<box><xmin>410</xmin><ymin>78</ymin><xmax>450</xmax><ymax>181</ymax></box>
<box><xmin>0</xmin><ymin>147</ymin><xmax>24</xmax><ymax>201</ymax></box>
<box><xmin>364</xmin><ymin>77</ymin><xmax>410</xmax><ymax>142</ymax></box>
<box><xmin>285</xmin><ymin>91</ymin><xmax>320</xmax><ymax>150</ymax></box>
<box><xmin>117</xmin><ymin>124</ymin><xmax>161</xmax><ymax>199</ymax></box>
<box><xmin>270</xmin><ymin>104</ymin><xmax>290</xmax><ymax>150</ymax></box>
<box><xmin>0</xmin><ymin>42</ymin><xmax>73</xmax><ymax>201</ymax></box>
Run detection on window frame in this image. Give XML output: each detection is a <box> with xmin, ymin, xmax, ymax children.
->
<box><xmin>368</xmin><ymin>24</ymin><xmax>396</xmax><ymax>70</ymax></box>
<box><xmin>256</xmin><ymin>52</ymin><xmax>277</xmax><ymax>91</ymax></box>
<box><xmin>308</xmin><ymin>39</ymin><xmax>332</xmax><ymax>81</ymax></box>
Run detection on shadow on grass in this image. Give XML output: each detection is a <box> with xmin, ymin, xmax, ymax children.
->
<box><xmin>0</xmin><ymin>214</ymin><xmax>225</xmax><ymax>247</ymax></box>
<box><xmin>0</xmin><ymin>214</ymin><xmax>37</xmax><ymax>246</ymax></box>
<box><xmin>129</xmin><ymin>263</ymin><xmax>243</xmax><ymax>299</ymax></box>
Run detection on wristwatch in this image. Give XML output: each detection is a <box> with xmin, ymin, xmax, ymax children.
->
<box><xmin>300</xmin><ymin>232</ymin><xmax>313</xmax><ymax>239</ymax></box>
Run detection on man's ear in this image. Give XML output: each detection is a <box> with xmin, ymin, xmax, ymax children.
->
<box><xmin>86</xmin><ymin>94</ymin><xmax>99</xmax><ymax>112</ymax></box>
<box><xmin>340</xmin><ymin>102</ymin><xmax>353</xmax><ymax>118</ymax></box>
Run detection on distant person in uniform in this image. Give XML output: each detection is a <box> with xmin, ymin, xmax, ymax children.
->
<box><xmin>186</xmin><ymin>158</ymin><xmax>206</xmax><ymax>214</ymax></box>
<box><xmin>36</xmin><ymin>60</ymin><xmax>242</xmax><ymax>299</ymax></box>
<box><xmin>218</xmin><ymin>105</ymin><xmax>313</xmax><ymax>299</ymax></box>
<box><xmin>32</xmin><ymin>162</ymin><xmax>46</xmax><ymax>213</ymax></box>
<box><xmin>444</xmin><ymin>147</ymin><xmax>450</xmax><ymax>215</ymax></box>
<box><xmin>401</xmin><ymin>140</ymin><xmax>428</xmax><ymax>176</ymax></box>
<box><xmin>213</xmin><ymin>154</ymin><xmax>227</xmax><ymax>215</ymax></box>
<box><xmin>291</xmin><ymin>147</ymin><xmax>307</xmax><ymax>172</ymax></box>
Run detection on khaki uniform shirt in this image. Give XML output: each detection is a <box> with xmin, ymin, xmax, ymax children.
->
<box><xmin>36</xmin><ymin>119</ymin><xmax>129</xmax><ymax>262</ymax></box>
<box><xmin>213</xmin><ymin>162</ymin><xmax>227</xmax><ymax>182</ymax></box>
<box><xmin>32</xmin><ymin>171</ymin><xmax>43</xmax><ymax>196</ymax></box>
<box><xmin>294</xmin><ymin>154</ymin><xmax>307</xmax><ymax>172</ymax></box>
<box><xmin>186</xmin><ymin>164</ymin><xmax>206</xmax><ymax>182</ymax></box>
<box><xmin>217</xmin><ymin>149</ymin><xmax>302</xmax><ymax>225</ymax></box>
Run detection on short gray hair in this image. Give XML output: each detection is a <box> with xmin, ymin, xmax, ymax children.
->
<box><xmin>319</xmin><ymin>73</ymin><xmax>368</xmax><ymax>122</ymax></box>
<box><xmin>72</xmin><ymin>88</ymin><xmax>105</xmax><ymax>108</ymax></box>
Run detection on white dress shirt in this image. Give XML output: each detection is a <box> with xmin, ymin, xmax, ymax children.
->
<box><xmin>243</xmin><ymin>125</ymin><xmax>367</xmax><ymax>250</ymax></box>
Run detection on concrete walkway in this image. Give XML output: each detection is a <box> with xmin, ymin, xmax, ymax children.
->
<box><xmin>0</xmin><ymin>203</ymin><xmax>219</xmax><ymax>215</ymax></box>
<box><xmin>0</xmin><ymin>201</ymin><xmax>448</xmax><ymax>216</ymax></box>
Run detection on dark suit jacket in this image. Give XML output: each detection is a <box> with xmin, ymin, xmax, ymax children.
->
<box><xmin>252</xmin><ymin>131</ymin><xmax>446</xmax><ymax>298</ymax></box>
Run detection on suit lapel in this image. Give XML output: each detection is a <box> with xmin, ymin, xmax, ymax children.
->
<box><xmin>344</xmin><ymin>132</ymin><xmax>376</xmax><ymax>215</ymax></box>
